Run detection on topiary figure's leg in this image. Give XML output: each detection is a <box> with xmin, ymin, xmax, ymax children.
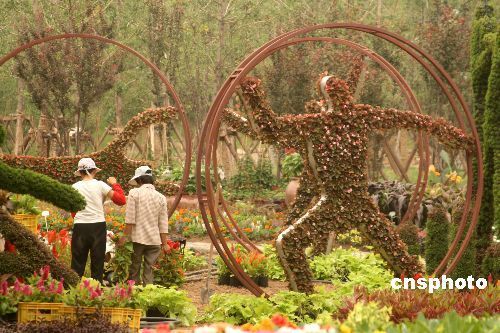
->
<box><xmin>276</xmin><ymin>195</ymin><xmax>329</xmax><ymax>294</ymax></box>
<box><xmin>0</xmin><ymin>211</ymin><xmax>79</xmax><ymax>285</ymax></box>
<box><xmin>355</xmin><ymin>199</ymin><xmax>423</xmax><ymax>276</ymax></box>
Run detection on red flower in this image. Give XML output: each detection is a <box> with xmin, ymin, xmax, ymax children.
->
<box><xmin>5</xmin><ymin>240</ymin><xmax>16</xmax><ymax>253</ymax></box>
<box><xmin>47</xmin><ymin>230</ymin><xmax>57</xmax><ymax>244</ymax></box>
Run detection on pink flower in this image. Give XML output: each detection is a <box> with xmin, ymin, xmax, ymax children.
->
<box><xmin>56</xmin><ymin>281</ymin><xmax>64</xmax><ymax>294</ymax></box>
<box><xmin>83</xmin><ymin>279</ymin><xmax>90</xmax><ymax>288</ymax></box>
<box><xmin>22</xmin><ymin>285</ymin><xmax>32</xmax><ymax>296</ymax></box>
<box><xmin>1</xmin><ymin>281</ymin><xmax>8</xmax><ymax>295</ymax></box>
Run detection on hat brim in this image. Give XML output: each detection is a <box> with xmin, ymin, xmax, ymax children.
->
<box><xmin>128</xmin><ymin>176</ymin><xmax>139</xmax><ymax>186</ymax></box>
<box><xmin>74</xmin><ymin>167</ymin><xmax>102</xmax><ymax>177</ymax></box>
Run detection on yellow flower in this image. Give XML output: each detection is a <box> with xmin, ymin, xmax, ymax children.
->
<box><xmin>257</xmin><ymin>318</ymin><xmax>274</xmax><ymax>331</ymax></box>
<box><xmin>339</xmin><ymin>324</ymin><xmax>352</xmax><ymax>333</ymax></box>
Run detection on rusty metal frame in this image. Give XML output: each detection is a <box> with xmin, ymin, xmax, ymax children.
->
<box><xmin>196</xmin><ymin>23</ymin><xmax>482</xmax><ymax>296</ymax></box>
<box><xmin>0</xmin><ymin>33</ymin><xmax>191</xmax><ymax>216</ymax></box>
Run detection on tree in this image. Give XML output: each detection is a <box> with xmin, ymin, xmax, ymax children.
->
<box><xmin>470</xmin><ymin>2</ymin><xmax>497</xmax><ymax>267</ymax></box>
<box><xmin>14</xmin><ymin>0</ymin><xmax>124</xmax><ymax>156</ymax></box>
<box><xmin>425</xmin><ymin>206</ymin><xmax>450</xmax><ymax>274</ymax></box>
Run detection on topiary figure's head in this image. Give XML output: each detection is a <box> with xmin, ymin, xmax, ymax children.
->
<box><xmin>317</xmin><ymin>73</ymin><xmax>354</xmax><ymax>111</ymax></box>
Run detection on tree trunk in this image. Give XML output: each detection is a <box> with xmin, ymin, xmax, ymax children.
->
<box><xmin>14</xmin><ymin>79</ymin><xmax>25</xmax><ymax>155</ymax></box>
<box><xmin>36</xmin><ymin>106</ymin><xmax>50</xmax><ymax>157</ymax></box>
<box><xmin>115</xmin><ymin>91</ymin><xmax>123</xmax><ymax>128</ymax></box>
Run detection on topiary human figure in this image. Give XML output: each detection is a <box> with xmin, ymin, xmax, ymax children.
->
<box><xmin>224</xmin><ymin>74</ymin><xmax>473</xmax><ymax>293</ymax></box>
<box><xmin>0</xmin><ymin>107</ymin><xmax>180</xmax><ymax>196</ymax></box>
<box><xmin>0</xmin><ymin>126</ymin><xmax>86</xmax><ymax>285</ymax></box>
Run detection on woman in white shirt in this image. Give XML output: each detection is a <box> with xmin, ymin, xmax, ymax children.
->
<box><xmin>71</xmin><ymin>158</ymin><xmax>126</xmax><ymax>282</ymax></box>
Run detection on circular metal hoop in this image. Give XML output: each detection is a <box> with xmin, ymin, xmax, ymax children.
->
<box><xmin>198</xmin><ymin>23</ymin><xmax>482</xmax><ymax>296</ymax></box>
<box><xmin>0</xmin><ymin>33</ymin><xmax>191</xmax><ymax>216</ymax></box>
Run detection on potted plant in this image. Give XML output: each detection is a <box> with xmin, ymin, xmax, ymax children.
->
<box><xmin>281</xmin><ymin>153</ymin><xmax>303</xmax><ymax>207</ymax></box>
<box><xmin>216</xmin><ymin>256</ymin><xmax>231</xmax><ymax>285</ymax></box>
<box><xmin>12</xmin><ymin>266</ymin><xmax>66</xmax><ymax>323</ymax></box>
<box><xmin>10</xmin><ymin>194</ymin><xmax>41</xmax><ymax>234</ymax></box>
<box><xmin>135</xmin><ymin>285</ymin><xmax>196</xmax><ymax>327</ymax></box>
<box><xmin>245</xmin><ymin>251</ymin><xmax>269</xmax><ymax>287</ymax></box>
<box><xmin>0</xmin><ymin>281</ymin><xmax>18</xmax><ymax>323</ymax></box>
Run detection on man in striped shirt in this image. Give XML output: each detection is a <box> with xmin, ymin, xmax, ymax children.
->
<box><xmin>120</xmin><ymin>166</ymin><xmax>170</xmax><ymax>285</ymax></box>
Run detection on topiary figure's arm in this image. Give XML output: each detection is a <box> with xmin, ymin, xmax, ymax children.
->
<box><xmin>239</xmin><ymin>77</ymin><xmax>300</xmax><ymax>147</ymax></box>
<box><xmin>0</xmin><ymin>211</ymin><xmax>80</xmax><ymax>285</ymax></box>
<box><xmin>358</xmin><ymin>105</ymin><xmax>475</xmax><ymax>151</ymax></box>
<box><xmin>222</xmin><ymin>108</ymin><xmax>259</xmax><ymax>138</ymax></box>
<box><xmin>0</xmin><ymin>160</ymin><xmax>85</xmax><ymax>212</ymax></box>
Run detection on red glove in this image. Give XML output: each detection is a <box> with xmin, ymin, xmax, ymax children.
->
<box><xmin>71</xmin><ymin>212</ymin><xmax>76</xmax><ymax>218</ymax></box>
<box><xmin>111</xmin><ymin>183</ymin><xmax>126</xmax><ymax>206</ymax></box>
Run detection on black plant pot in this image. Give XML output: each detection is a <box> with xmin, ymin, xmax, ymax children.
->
<box><xmin>140</xmin><ymin>317</ymin><xmax>179</xmax><ymax>329</ymax></box>
<box><xmin>0</xmin><ymin>312</ymin><xmax>17</xmax><ymax>323</ymax></box>
<box><xmin>218</xmin><ymin>273</ymin><xmax>231</xmax><ymax>285</ymax></box>
<box><xmin>229</xmin><ymin>275</ymin><xmax>243</xmax><ymax>287</ymax></box>
<box><xmin>146</xmin><ymin>307</ymin><xmax>165</xmax><ymax>318</ymax></box>
<box><xmin>255</xmin><ymin>276</ymin><xmax>269</xmax><ymax>287</ymax></box>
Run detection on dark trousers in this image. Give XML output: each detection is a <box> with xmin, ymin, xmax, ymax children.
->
<box><xmin>71</xmin><ymin>222</ymin><xmax>106</xmax><ymax>283</ymax></box>
<box><xmin>128</xmin><ymin>242</ymin><xmax>161</xmax><ymax>285</ymax></box>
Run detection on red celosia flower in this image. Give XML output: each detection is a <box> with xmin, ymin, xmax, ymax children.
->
<box><xmin>5</xmin><ymin>240</ymin><xmax>16</xmax><ymax>253</ymax></box>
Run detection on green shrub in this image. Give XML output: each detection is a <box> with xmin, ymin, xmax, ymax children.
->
<box><xmin>481</xmin><ymin>242</ymin><xmax>499</xmax><ymax>280</ymax></box>
<box><xmin>396</xmin><ymin>222</ymin><xmax>422</xmax><ymax>256</ymax></box>
<box><xmin>182</xmin><ymin>248</ymin><xmax>208</xmax><ymax>272</ymax></box>
<box><xmin>449</xmin><ymin>201</ymin><xmax>477</xmax><ymax>280</ymax></box>
<box><xmin>227</xmin><ymin>157</ymin><xmax>276</xmax><ymax>199</ymax></box>
<box><xmin>425</xmin><ymin>206</ymin><xmax>450</xmax><ymax>274</ymax></box>
<box><xmin>262</xmin><ymin>244</ymin><xmax>286</xmax><ymax>281</ymax></box>
<box><xmin>0</xmin><ymin>125</ymin><xmax>5</xmax><ymax>146</ymax></box>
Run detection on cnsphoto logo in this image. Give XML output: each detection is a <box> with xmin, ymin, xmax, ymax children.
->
<box><xmin>390</xmin><ymin>273</ymin><xmax>491</xmax><ymax>293</ymax></box>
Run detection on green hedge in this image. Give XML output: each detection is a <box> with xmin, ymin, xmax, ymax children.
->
<box><xmin>425</xmin><ymin>206</ymin><xmax>449</xmax><ymax>274</ymax></box>
<box><xmin>449</xmin><ymin>201</ymin><xmax>477</xmax><ymax>279</ymax></box>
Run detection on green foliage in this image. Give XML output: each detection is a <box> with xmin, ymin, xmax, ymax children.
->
<box><xmin>0</xmin><ymin>213</ymin><xmax>79</xmax><ymax>285</ymax></box>
<box><xmin>202</xmin><ymin>288</ymin><xmax>344</xmax><ymax>325</ymax></box>
<box><xmin>449</xmin><ymin>201</ymin><xmax>477</xmax><ymax>280</ymax></box>
<box><xmin>227</xmin><ymin>157</ymin><xmax>276</xmax><ymax>199</ymax></box>
<box><xmin>153</xmin><ymin>249</ymin><xmax>185</xmax><ymax>288</ymax></box>
<box><xmin>396</xmin><ymin>222</ymin><xmax>422</xmax><ymax>256</ymax></box>
<box><xmin>483</xmin><ymin>24</ymin><xmax>500</xmax><ymax>239</ymax></box>
<box><xmin>343</xmin><ymin>302</ymin><xmax>391</xmax><ymax>332</ymax></box>
<box><xmin>310</xmin><ymin>248</ymin><xmax>393</xmax><ymax>293</ymax></box>
<box><xmin>135</xmin><ymin>285</ymin><xmax>197</xmax><ymax>326</ymax></box>
<box><xmin>182</xmin><ymin>249</ymin><xmax>207</xmax><ymax>272</ymax></box>
<box><xmin>9</xmin><ymin>194</ymin><xmax>41</xmax><ymax>215</ymax></box>
<box><xmin>425</xmin><ymin>207</ymin><xmax>450</xmax><ymax>274</ymax></box>
<box><xmin>0</xmin><ymin>125</ymin><xmax>5</xmax><ymax>146</ymax></box>
<box><xmin>201</xmin><ymin>293</ymin><xmax>274</xmax><ymax>325</ymax></box>
<box><xmin>0</xmin><ymin>294</ymin><xmax>17</xmax><ymax>316</ymax></box>
<box><xmin>386</xmin><ymin>312</ymin><xmax>500</xmax><ymax>333</ymax></box>
<box><xmin>108</xmin><ymin>241</ymin><xmax>133</xmax><ymax>283</ymax></box>
<box><xmin>262</xmin><ymin>244</ymin><xmax>286</xmax><ymax>281</ymax></box>
<box><xmin>471</xmin><ymin>2</ymin><xmax>498</xmax><ymax>267</ymax></box>
<box><xmin>481</xmin><ymin>242</ymin><xmax>500</xmax><ymax>279</ymax></box>
<box><xmin>281</xmin><ymin>153</ymin><xmax>303</xmax><ymax>179</ymax></box>
<box><xmin>0</xmin><ymin>161</ymin><xmax>85</xmax><ymax>213</ymax></box>
<box><xmin>338</xmin><ymin>286</ymin><xmax>500</xmax><ymax>324</ymax></box>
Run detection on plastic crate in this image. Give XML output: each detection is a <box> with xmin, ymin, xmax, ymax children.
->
<box><xmin>17</xmin><ymin>302</ymin><xmax>66</xmax><ymax>322</ymax></box>
<box><xmin>12</xmin><ymin>214</ymin><xmax>39</xmax><ymax>235</ymax></box>
<box><xmin>60</xmin><ymin>306</ymin><xmax>142</xmax><ymax>331</ymax></box>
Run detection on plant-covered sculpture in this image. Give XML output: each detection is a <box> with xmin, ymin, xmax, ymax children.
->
<box><xmin>223</xmin><ymin>74</ymin><xmax>473</xmax><ymax>293</ymax></box>
<box><xmin>0</xmin><ymin>126</ymin><xmax>86</xmax><ymax>284</ymax></box>
<box><xmin>0</xmin><ymin>107</ymin><xmax>180</xmax><ymax>196</ymax></box>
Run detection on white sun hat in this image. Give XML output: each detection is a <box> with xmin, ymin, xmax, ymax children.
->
<box><xmin>129</xmin><ymin>165</ymin><xmax>153</xmax><ymax>186</ymax></box>
<box><xmin>74</xmin><ymin>158</ymin><xmax>102</xmax><ymax>176</ymax></box>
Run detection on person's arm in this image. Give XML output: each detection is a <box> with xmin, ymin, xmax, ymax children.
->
<box><xmin>360</xmin><ymin>106</ymin><xmax>475</xmax><ymax>151</ymax></box>
<box><xmin>158</xmin><ymin>196</ymin><xmax>170</xmax><ymax>252</ymax></box>
<box><xmin>106</xmin><ymin>177</ymin><xmax>126</xmax><ymax>206</ymax></box>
